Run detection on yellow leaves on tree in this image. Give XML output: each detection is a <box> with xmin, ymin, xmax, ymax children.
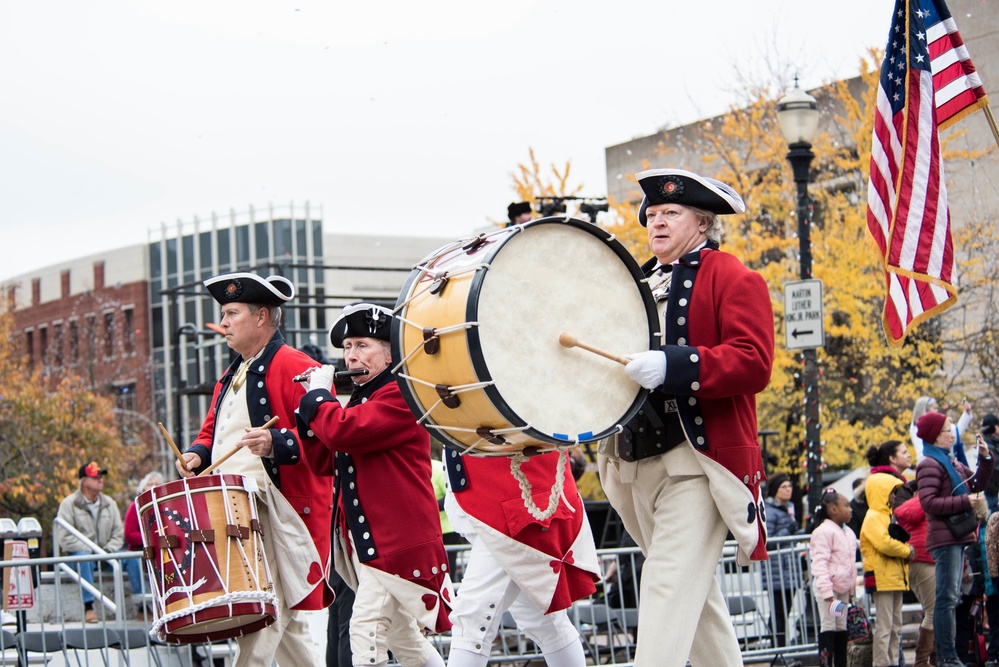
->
<box><xmin>0</xmin><ymin>310</ymin><xmax>144</xmax><ymax>541</ymax></box>
<box><xmin>511</xmin><ymin>147</ymin><xmax>583</xmax><ymax>205</ymax></box>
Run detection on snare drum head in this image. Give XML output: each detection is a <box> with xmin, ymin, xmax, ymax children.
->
<box><xmin>471</xmin><ymin>221</ymin><xmax>652</xmax><ymax>441</ymax></box>
<box><xmin>394</xmin><ymin>218</ymin><xmax>656</xmax><ymax>450</ymax></box>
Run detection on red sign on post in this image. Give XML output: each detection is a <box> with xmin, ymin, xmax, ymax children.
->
<box><xmin>3</xmin><ymin>540</ymin><xmax>35</xmax><ymax>611</ymax></box>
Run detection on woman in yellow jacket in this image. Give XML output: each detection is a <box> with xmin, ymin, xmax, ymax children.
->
<box><xmin>861</xmin><ymin>472</ymin><xmax>917</xmax><ymax>667</ymax></box>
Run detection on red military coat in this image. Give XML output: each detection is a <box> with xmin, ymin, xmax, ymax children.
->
<box><xmin>647</xmin><ymin>246</ymin><xmax>775</xmax><ymax>564</ymax></box>
<box><xmin>445</xmin><ymin>450</ymin><xmax>600</xmax><ymax>614</ymax></box>
<box><xmin>298</xmin><ymin>369</ymin><xmax>452</xmax><ymax>633</ymax></box>
<box><xmin>187</xmin><ymin>332</ymin><xmax>334</xmax><ymax>610</ymax></box>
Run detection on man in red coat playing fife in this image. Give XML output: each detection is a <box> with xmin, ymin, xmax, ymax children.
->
<box><xmin>177</xmin><ymin>272</ymin><xmax>334</xmax><ymax>667</ymax></box>
<box><xmin>600</xmin><ymin>169</ymin><xmax>775</xmax><ymax>667</ymax></box>
<box><xmin>298</xmin><ymin>303</ymin><xmax>452</xmax><ymax>667</ymax></box>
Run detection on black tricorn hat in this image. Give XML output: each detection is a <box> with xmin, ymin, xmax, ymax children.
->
<box><xmin>637</xmin><ymin>168</ymin><xmax>745</xmax><ymax>226</ymax></box>
<box><xmin>329</xmin><ymin>303</ymin><xmax>393</xmax><ymax>348</ymax></box>
<box><xmin>507</xmin><ymin>201</ymin><xmax>532</xmax><ymax>222</ymax></box>
<box><xmin>204</xmin><ymin>272</ymin><xmax>295</xmax><ymax>306</ymax></box>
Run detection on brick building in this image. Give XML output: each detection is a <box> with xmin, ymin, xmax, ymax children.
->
<box><xmin>5</xmin><ymin>245</ymin><xmax>152</xmax><ymax>417</ymax></box>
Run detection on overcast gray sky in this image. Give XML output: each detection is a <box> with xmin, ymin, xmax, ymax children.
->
<box><xmin>0</xmin><ymin>0</ymin><xmax>897</xmax><ymax>281</ymax></box>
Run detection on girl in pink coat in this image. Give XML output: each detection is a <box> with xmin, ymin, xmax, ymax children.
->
<box><xmin>809</xmin><ymin>489</ymin><xmax>858</xmax><ymax>667</ymax></box>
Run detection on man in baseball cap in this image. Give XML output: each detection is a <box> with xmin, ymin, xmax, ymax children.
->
<box><xmin>78</xmin><ymin>461</ymin><xmax>107</xmax><ymax>478</ymax></box>
<box><xmin>56</xmin><ymin>461</ymin><xmax>140</xmax><ymax>622</ymax></box>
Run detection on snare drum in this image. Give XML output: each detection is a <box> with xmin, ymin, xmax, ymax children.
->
<box><xmin>392</xmin><ymin>217</ymin><xmax>657</xmax><ymax>455</ymax></box>
<box><xmin>137</xmin><ymin>474</ymin><xmax>276</xmax><ymax>644</ymax></box>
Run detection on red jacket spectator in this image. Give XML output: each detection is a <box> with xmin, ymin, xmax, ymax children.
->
<box><xmin>894</xmin><ymin>495</ymin><xmax>934</xmax><ymax>565</ymax></box>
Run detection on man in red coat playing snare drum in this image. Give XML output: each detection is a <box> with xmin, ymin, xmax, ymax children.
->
<box><xmin>176</xmin><ymin>272</ymin><xmax>334</xmax><ymax>667</ymax></box>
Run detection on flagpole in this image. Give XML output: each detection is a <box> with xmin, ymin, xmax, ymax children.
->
<box><xmin>983</xmin><ymin>102</ymin><xmax>999</xmax><ymax>150</ymax></box>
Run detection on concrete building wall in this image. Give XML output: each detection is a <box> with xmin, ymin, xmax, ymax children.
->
<box><xmin>4</xmin><ymin>244</ymin><xmax>148</xmax><ymax>310</ymax></box>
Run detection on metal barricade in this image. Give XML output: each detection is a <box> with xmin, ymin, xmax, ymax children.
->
<box><xmin>1</xmin><ymin>526</ymin><xmax>846</xmax><ymax>666</ymax></box>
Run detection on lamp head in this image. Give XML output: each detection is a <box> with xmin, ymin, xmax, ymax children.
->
<box><xmin>777</xmin><ymin>79</ymin><xmax>819</xmax><ymax>146</ymax></box>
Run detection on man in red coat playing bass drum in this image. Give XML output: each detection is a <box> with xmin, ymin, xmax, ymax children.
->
<box><xmin>600</xmin><ymin>169</ymin><xmax>775</xmax><ymax>667</ymax></box>
<box><xmin>298</xmin><ymin>303</ymin><xmax>452</xmax><ymax>667</ymax></box>
<box><xmin>177</xmin><ymin>272</ymin><xmax>334</xmax><ymax>667</ymax></box>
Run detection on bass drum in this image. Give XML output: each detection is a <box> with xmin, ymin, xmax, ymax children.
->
<box><xmin>392</xmin><ymin>217</ymin><xmax>657</xmax><ymax>455</ymax></box>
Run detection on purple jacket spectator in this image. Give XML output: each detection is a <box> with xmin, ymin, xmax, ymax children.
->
<box><xmin>917</xmin><ymin>454</ymin><xmax>994</xmax><ymax>551</ymax></box>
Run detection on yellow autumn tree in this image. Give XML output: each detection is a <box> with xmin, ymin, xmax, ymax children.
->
<box><xmin>511</xmin><ymin>147</ymin><xmax>584</xmax><ymax>205</ymax></box>
<box><xmin>0</xmin><ymin>309</ymin><xmax>146</xmax><ymax>547</ymax></box>
<box><xmin>589</xmin><ymin>53</ymin><xmax>950</xmax><ymax>482</ymax></box>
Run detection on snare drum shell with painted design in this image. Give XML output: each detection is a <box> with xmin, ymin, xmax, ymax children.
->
<box><xmin>137</xmin><ymin>475</ymin><xmax>276</xmax><ymax>644</ymax></box>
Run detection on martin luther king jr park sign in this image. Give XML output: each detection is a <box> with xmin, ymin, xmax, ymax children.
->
<box><xmin>784</xmin><ymin>280</ymin><xmax>824</xmax><ymax>351</ymax></box>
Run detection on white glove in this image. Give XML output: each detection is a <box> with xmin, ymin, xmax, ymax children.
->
<box><xmin>624</xmin><ymin>351</ymin><xmax>667</xmax><ymax>390</ymax></box>
<box><xmin>307</xmin><ymin>365</ymin><xmax>336</xmax><ymax>392</ymax></box>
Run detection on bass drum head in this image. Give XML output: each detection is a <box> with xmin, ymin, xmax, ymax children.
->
<box><xmin>468</xmin><ymin>219</ymin><xmax>655</xmax><ymax>443</ymax></box>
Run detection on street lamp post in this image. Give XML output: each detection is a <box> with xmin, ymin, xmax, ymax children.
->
<box><xmin>777</xmin><ymin>80</ymin><xmax>823</xmax><ymax>516</ymax></box>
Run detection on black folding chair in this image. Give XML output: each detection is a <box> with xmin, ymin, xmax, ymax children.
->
<box><xmin>0</xmin><ymin>629</ymin><xmax>16</xmax><ymax>667</ymax></box>
<box><xmin>15</xmin><ymin>630</ymin><xmax>67</xmax><ymax>665</ymax></box>
<box><xmin>64</xmin><ymin>627</ymin><xmax>119</xmax><ymax>667</ymax></box>
<box><xmin>113</xmin><ymin>627</ymin><xmax>165</xmax><ymax>667</ymax></box>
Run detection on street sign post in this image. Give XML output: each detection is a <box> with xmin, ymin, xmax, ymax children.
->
<box><xmin>784</xmin><ymin>279</ymin><xmax>824</xmax><ymax>350</ymax></box>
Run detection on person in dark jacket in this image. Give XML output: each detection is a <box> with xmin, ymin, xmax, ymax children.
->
<box><xmin>848</xmin><ymin>478</ymin><xmax>868</xmax><ymax>542</ymax></box>
<box><xmin>763</xmin><ymin>473</ymin><xmax>801</xmax><ymax>648</ymax></box>
<box><xmin>916</xmin><ymin>411</ymin><xmax>995</xmax><ymax>667</ymax></box>
<box><xmin>982</xmin><ymin>414</ymin><xmax>999</xmax><ymax>514</ymax></box>
<box><xmin>955</xmin><ymin>499</ymin><xmax>989</xmax><ymax>666</ymax></box>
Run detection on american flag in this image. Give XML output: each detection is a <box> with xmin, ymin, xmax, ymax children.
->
<box><xmin>866</xmin><ymin>0</ymin><xmax>988</xmax><ymax>347</ymax></box>
<box><xmin>927</xmin><ymin>0</ymin><xmax>988</xmax><ymax>128</ymax></box>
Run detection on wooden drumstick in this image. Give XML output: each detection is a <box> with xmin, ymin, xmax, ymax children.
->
<box><xmin>197</xmin><ymin>416</ymin><xmax>280</xmax><ymax>477</ymax></box>
<box><xmin>558</xmin><ymin>332</ymin><xmax>630</xmax><ymax>366</ymax></box>
<box><xmin>157</xmin><ymin>422</ymin><xmax>191</xmax><ymax>472</ymax></box>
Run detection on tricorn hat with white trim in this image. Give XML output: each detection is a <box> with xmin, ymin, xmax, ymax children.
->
<box><xmin>637</xmin><ymin>168</ymin><xmax>746</xmax><ymax>226</ymax></box>
<box><xmin>204</xmin><ymin>272</ymin><xmax>295</xmax><ymax>306</ymax></box>
<box><xmin>329</xmin><ymin>303</ymin><xmax>393</xmax><ymax>348</ymax></box>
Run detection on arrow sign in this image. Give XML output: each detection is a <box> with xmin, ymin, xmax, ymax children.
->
<box><xmin>784</xmin><ymin>280</ymin><xmax>824</xmax><ymax>350</ymax></box>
